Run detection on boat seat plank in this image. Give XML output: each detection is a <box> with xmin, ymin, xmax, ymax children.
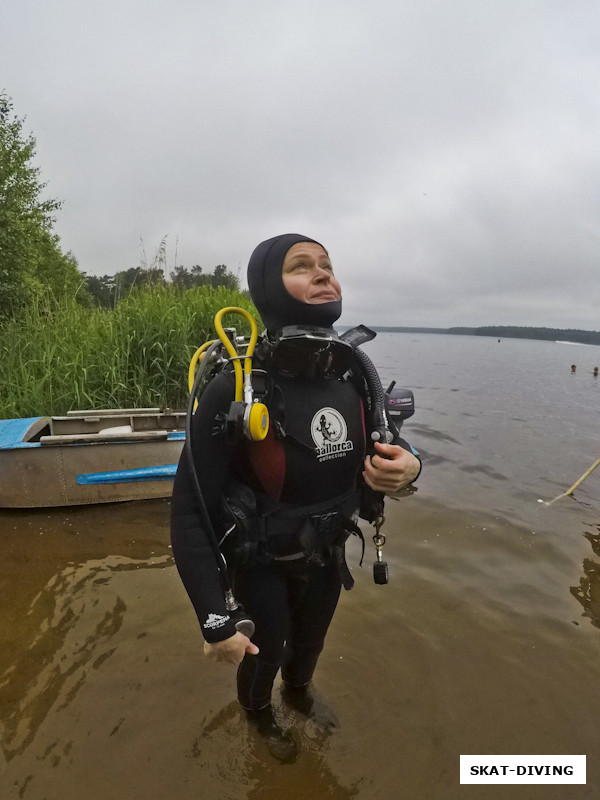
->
<box><xmin>51</xmin><ymin>416</ymin><xmax>133</xmax><ymax>434</ymax></box>
<box><xmin>50</xmin><ymin>413</ymin><xmax>186</xmax><ymax>435</ymax></box>
<box><xmin>65</xmin><ymin>408</ymin><xmax>162</xmax><ymax>416</ymax></box>
<box><xmin>40</xmin><ymin>431</ymin><xmax>169</xmax><ymax>445</ymax></box>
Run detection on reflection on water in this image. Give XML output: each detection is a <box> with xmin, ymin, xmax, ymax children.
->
<box><xmin>193</xmin><ymin>701</ymin><xmax>360</xmax><ymax>800</ymax></box>
<box><xmin>1</xmin><ymin>554</ymin><xmax>170</xmax><ymax>761</ymax></box>
<box><xmin>582</xmin><ymin>527</ymin><xmax>600</xmax><ymax>559</ymax></box>
<box><xmin>0</xmin><ymin>499</ymin><xmax>174</xmax><ymax>798</ymax></box>
<box><xmin>571</xmin><ymin>526</ymin><xmax>600</xmax><ymax>629</ymax></box>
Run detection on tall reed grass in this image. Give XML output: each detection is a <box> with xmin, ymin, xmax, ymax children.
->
<box><xmin>0</xmin><ymin>286</ymin><xmax>259</xmax><ymax>418</ymax></box>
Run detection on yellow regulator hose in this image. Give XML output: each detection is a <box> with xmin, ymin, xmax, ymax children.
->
<box><xmin>214</xmin><ymin>306</ymin><xmax>259</xmax><ymax>403</ymax></box>
<box><xmin>187</xmin><ymin>306</ymin><xmax>268</xmax><ymax>441</ymax></box>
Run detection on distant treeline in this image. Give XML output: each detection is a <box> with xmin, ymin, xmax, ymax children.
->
<box><xmin>448</xmin><ymin>326</ymin><xmax>600</xmax><ymax>345</ymax></box>
<box><xmin>365</xmin><ymin>326</ymin><xmax>600</xmax><ymax>345</ymax></box>
<box><xmin>83</xmin><ymin>263</ymin><xmax>240</xmax><ymax>309</ymax></box>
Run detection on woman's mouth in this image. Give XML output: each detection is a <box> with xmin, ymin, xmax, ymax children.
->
<box><xmin>310</xmin><ymin>291</ymin><xmax>340</xmax><ymax>302</ymax></box>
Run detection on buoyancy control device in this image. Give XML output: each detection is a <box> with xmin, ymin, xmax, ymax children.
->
<box><xmin>185</xmin><ymin>308</ymin><xmax>416</xmax><ymax>609</ymax></box>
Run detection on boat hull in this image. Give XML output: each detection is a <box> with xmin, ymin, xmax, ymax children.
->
<box><xmin>0</xmin><ymin>438</ymin><xmax>183</xmax><ymax>508</ymax></box>
<box><xmin>0</xmin><ymin>412</ymin><xmax>186</xmax><ymax>508</ymax></box>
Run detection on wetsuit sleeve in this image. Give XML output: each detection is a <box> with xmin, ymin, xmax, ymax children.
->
<box><xmin>395</xmin><ymin>435</ymin><xmax>422</xmax><ymax>483</ymax></box>
<box><xmin>170</xmin><ymin>370</ymin><xmax>239</xmax><ymax>643</ymax></box>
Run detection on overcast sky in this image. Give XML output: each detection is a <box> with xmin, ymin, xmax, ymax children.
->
<box><xmin>3</xmin><ymin>0</ymin><xmax>599</xmax><ymax>329</ymax></box>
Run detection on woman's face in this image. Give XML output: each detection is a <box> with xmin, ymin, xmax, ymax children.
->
<box><xmin>281</xmin><ymin>242</ymin><xmax>342</xmax><ymax>305</ymax></box>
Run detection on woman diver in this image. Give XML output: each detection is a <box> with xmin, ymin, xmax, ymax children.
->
<box><xmin>170</xmin><ymin>234</ymin><xmax>421</xmax><ymax>760</ymax></box>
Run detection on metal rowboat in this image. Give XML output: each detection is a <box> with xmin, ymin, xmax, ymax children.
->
<box><xmin>0</xmin><ymin>408</ymin><xmax>184</xmax><ymax>508</ymax></box>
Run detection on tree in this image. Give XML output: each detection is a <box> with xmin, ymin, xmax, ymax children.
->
<box><xmin>170</xmin><ymin>265</ymin><xmax>198</xmax><ymax>290</ymax></box>
<box><xmin>168</xmin><ymin>263</ymin><xmax>239</xmax><ymax>291</ymax></box>
<box><xmin>0</xmin><ymin>92</ymin><xmax>82</xmax><ymax>318</ymax></box>
<box><xmin>211</xmin><ymin>264</ymin><xmax>238</xmax><ymax>290</ymax></box>
<box><xmin>82</xmin><ymin>273</ymin><xmax>116</xmax><ymax>308</ymax></box>
<box><xmin>113</xmin><ymin>266</ymin><xmax>164</xmax><ymax>299</ymax></box>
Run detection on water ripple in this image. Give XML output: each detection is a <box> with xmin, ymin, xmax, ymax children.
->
<box><xmin>0</xmin><ymin>554</ymin><xmax>169</xmax><ymax>761</ymax></box>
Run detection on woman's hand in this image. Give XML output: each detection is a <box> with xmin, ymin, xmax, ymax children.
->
<box><xmin>203</xmin><ymin>632</ymin><xmax>259</xmax><ymax>665</ymax></box>
<box><xmin>363</xmin><ymin>441</ymin><xmax>421</xmax><ymax>494</ymax></box>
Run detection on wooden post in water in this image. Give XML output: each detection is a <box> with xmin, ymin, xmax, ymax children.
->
<box><xmin>564</xmin><ymin>456</ymin><xmax>600</xmax><ymax>496</ymax></box>
<box><xmin>539</xmin><ymin>456</ymin><xmax>600</xmax><ymax>505</ymax></box>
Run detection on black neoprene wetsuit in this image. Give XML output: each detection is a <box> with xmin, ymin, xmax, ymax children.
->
<box><xmin>170</xmin><ymin>361</ymin><xmax>417</xmax><ymax>710</ymax></box>
<box><xmin>171</xmin><ymin>232</ymin><xmax>420</xmax><ymax>712</ymax></box>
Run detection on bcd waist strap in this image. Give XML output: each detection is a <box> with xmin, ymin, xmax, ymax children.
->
<box><xmin>220</xmin><ymin>481</ymin><xmax>363</xmax><ymax>587</ymax></box>
<box><xmin>267</xmin><ymin>511</ymin><xmax>364</xmax><ymax>591</ymax></box>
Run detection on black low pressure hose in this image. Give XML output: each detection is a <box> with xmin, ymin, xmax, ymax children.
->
<box><xmin>352</xmin><ymin>344</ymin><xmax>389</xmax><ymax>525</ymax></box>
<box><xmin>353</xmin><ymin>346</ymin><xmax>392</xmax><ymax>445</ymax></box>
<box><xmin>185</xmin><ymin>341</ymin><xmax>255</xmax><ymax>637</ymax></box>
<box><xmin>352</xmin><ymin>345</ymin><xmax>393</xmax><ymax>585</ymax></box>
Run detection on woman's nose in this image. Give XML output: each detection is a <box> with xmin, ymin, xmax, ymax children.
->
<box><xmin>313</xmin><ymin>265</ymin><xmax>331</xmax><ymax>280</ymax></box>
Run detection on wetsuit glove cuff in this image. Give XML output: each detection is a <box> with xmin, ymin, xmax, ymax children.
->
<box><xmin>200</xmin><ymin>613</ymin><xmax>239</xmax><ymax>644</ymax></box>
<box><xmin>396</xmin><ymin>437</ymin><xmax>422</xmax><ymax>484</ymax></box>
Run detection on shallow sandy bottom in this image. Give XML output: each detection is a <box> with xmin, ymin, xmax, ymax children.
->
<box><xmin>2</xmin><ymin>493</ymin><xmax>599</xmax><ymax>800</ymax></box>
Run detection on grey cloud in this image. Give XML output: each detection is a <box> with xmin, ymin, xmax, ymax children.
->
<box><xmin>2</xmin><ymin>0</ymin><xmax>600</xmax><ymax>328</ymax></box>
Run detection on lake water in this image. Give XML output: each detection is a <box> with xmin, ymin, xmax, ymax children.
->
<box><xmin>2</xmin><ymin>333</ymin><xmax>600</xmax><ymax>800</ymax></box>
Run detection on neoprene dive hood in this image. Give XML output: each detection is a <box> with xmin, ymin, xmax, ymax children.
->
<box><xmin>247</xmin><ymin>233</ymin><xmax>342</xmax><ymax>334</ymax></box>
<box><xmin>246</xmin><ymin>233</ymin><xmax>393</xmax><ymax>444</ymax></box>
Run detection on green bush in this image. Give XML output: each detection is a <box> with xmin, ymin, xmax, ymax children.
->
<box><xmin>0</xmin><ymin>285</ymin><xmax>259</xmax><ymax>418</ymax></box>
